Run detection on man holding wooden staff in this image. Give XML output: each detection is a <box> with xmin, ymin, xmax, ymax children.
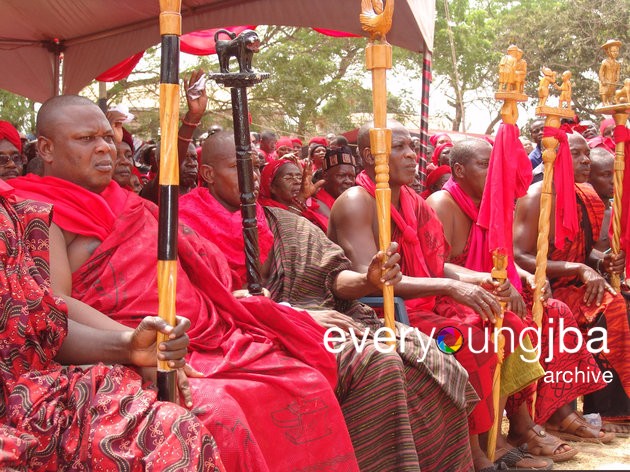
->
<box><xmin>515</xmin><ymin>131</ymin><xmax>630</xmax><ymax>437</ymax></box>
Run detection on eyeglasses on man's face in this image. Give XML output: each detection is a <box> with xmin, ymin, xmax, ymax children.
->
<box><xmin>0</xmin><ymin>153</ymin><xmax>24</xmax><ymax>167</ymax></box>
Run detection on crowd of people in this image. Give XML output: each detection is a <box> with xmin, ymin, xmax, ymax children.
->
<box><xmin>0</xmin><ymin>67</ymin><xmax>628</xmax><ymax>471</ymax></box>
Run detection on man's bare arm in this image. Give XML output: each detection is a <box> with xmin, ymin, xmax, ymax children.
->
<box><xmin>513</xmin><ymin>187</ymin><xmax>584</xmax><ymax>278</ymax></box>
<box><xmin>330</xmin><ymin>188</ymin><xmax>501</xmax><ymax>321</ymax></box>
<box><xmin>49</xmin><ymin>222</ymin><xmax>130</xmax><ymax>331</ymax></box>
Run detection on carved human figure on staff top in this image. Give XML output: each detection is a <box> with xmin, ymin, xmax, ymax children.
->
<box><xmin>615</xmin><ymin>77</ymin><xmax>630</xmax><ymax>104</ymax></box>
<box><xmin>537</xmin><ymin>66</ymin><xmax>557</xmax><ymax>107</ymax></box>
<box><xmin>514</xmin><ymin>47</ymin><xmax>527</xmax><ymax>93</ymax></box>
<box><xmin>498</xmin><ymin>45</ymin><xmax>518</xmax><ymax>92</ymax></box>
<box><xmin>599</xmin><ymin>39</ymin><xmax>622</xmax><ymax>106</ymax></box>
<box><xmin>555</xmin><ymin>70</ymin><xmax>572</xmax><ymax>109</ymax></box>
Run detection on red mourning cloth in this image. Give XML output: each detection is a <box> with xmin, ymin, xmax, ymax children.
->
<box><xmin>275</xmin><ymin>137</ymin><xmax>293</xmax><ymax>150</ymax></box>
<box><xmin>95</xmin><ymin>51</ymin><xmax>144</xmax><ymax>82</ymax></box>
<box><xmin>309</xmin><ymin>136</ymin><xmax>328</xmax><ymax>147</ymax></box>
<box><xmin>10</xmin><ymin>175</ymin><xmax>125</xmax><ymax>241</ymax></box>
<box><xmin>431</xmin><ymin>142</ymin><xmax>452</xmax><ymax>166</ymax></box>
<box><xmin>0</xmin><ymin>120</ymin><xmax>21</xmax><ymax>153</ymax></box>
<box><xmin>12</xmin><ymin>176</ymin><xmax>359</xmax><ymax>472</ymax></box>
<box><xmin>429</xmin><ymin>132</ymin><xmax>450</xmax><ymax>147</ymax></box>
<box><xmin>355</xmin><ymin>171</ymin><xmax>445</xmax><ymax>312</ymax></box>
<box><xmin>315</xmin><ymin>188</ymin><xmax>336</xmax><ymax>209</ymax></box>
<box><xmin>312</xmin><ymin>28</ymin><xmax>361</xmax><ymax>38</ymax></box>
<box><xmin>588</xmin><ymin>135</ymin><xmax>616</xmax><ymax>153</ymax></box>
<box><xmin>421</xmin><ymin>164</ymin><xmax>450</xmax><ymax>199</ymax></box>
<box><xmin>181</xmin><ymin>26</ymin><xmax>256</xmax><ymax>55</ymax></box>
<box><xmin>477</xmin><ymin>122</ymin><xmax>532</xmax><ymax>290</ymax></box>
<box><xmin>180</xmin><ymin>187</ymin><xmax>274</xmax><ymax>289</ymax></box>
<box><xmin>544</xmin><ymin>126</ymin><xmax>578</xmax><ymax>249</ymax></box>
<box><xmin>355</xmin><ymin>171</ymin><xmax>500</xmax><ymax>435</ymax></box>
<box><xmin>613</xmin><ymin>124</ymin><xmax>630</xmax><ymax>276</ymax></box>
<box><xmin>443</xmin><ymin>178</ymin><xmax>521</xmax><ymax>290</ymax></box>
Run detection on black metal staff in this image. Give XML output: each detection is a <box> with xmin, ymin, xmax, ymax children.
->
<box><xmin>156</xmin><ymin>0</ymin><xmax>181</xmax><ymax>402</ymax></box>
<box><xmin>210</xmin><ymin>29</ymin><xmax>268</xmax><ymax>296</ymax></box>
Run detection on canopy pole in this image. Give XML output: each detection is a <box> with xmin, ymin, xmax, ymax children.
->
<box><xmin>156</xmin><ymin>0</ymin><xmax>182</xmax><ymax>403</ymax></box>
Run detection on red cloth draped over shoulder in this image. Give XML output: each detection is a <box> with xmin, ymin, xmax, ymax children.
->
<box><xmin>443</xmin><ymin>178</ymin><xmax>522</xmax><ymax>290</ymax></box>
<box><xmin>10</xmin><ymin>174</ymin><xmax>126</xmax><ymax>241</ymax></box>
<box><xmin>355</xmin><ymin>171</ymin><xmax>498</xmax><ymax>435</ymax></box>
<box><xmin>355</xmin><ymin>170</ymin><xmax>446</xmax><ymax>312</ymax></box>
<box><xmin>613</xmin><ymin>125</ymin><xmax>630</xmax><ymax>276</ymax></box>
<box><xmin>315</xmin><ymin>188</ymin><xmax>336</xmax><ymax>210</ymax></box>
<box><xmin>543</xmin><ymin>126</ymin><xmax>579</xmax><ymax>249</ymax></box>
<box><xmin>12</xmin><ymin>175</ymin><xmax>359</xmax><ymax>472</ymax></box>
<box><xmin>180</xmin><ymin>187</ymin><xmax>273</xmax><ymax>289</ymax></box>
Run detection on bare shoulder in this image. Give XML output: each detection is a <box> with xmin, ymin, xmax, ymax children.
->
<box><xmin>329</xmin><ymin>186</ymin><xmax>375</xmax><ymax>239</ymax></box>
<box><xmin>517</xmin><ymin>181</ymin><xmax>543</xmax><ymax>211</ymax></box>
<box><xmin>426</xmin><ymin>189</ymin><xmax>457</xmax><ymax>213</ymax></box>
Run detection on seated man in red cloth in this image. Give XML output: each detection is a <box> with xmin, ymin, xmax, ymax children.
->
<box><xmin>0</xmin><ymin>178</ymin><xmax>222</xmax><ymax>470</ymax></box>
<box><xmin>0</xmin><ymin>120</ymin><xmax>26</xmax><ymax>181</ymax></box>
<box><xmin>428</xmin><ymin>138</ymin><xmax>612</xmax><ymax>460</ymax></box>
<box><xmin>329</xmin><ymin>120</ymin><xmax>551</xmax><ymax>472</ymax></box>
<box><xmin>515</xmin><ymin>131</ymin><xmax>630</xmax><ymax>435</ymax></box>
<box><xmin>313</xmin><ymin>145</ymin><xmax>356</xmax><ymax>220</ymax></box>
<box><xmin>180</xmin><ymin>130</ymin><xmax>478</xmax><ymax>472</ymax></box>
<box><xmin>258</xmin><ymin>157</ymin><xmax>329</xmax><ymax>232</ymax></box>
<box><xmin>11</xmin><ymin>95</ymin><xmax>360</xmax><ymax>472</ymax></box>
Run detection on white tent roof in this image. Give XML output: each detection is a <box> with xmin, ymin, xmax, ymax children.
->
<box><xmin>0</xmin><ymin>0</ymin><xmax>435</xmax><ymax>103</ymax></box>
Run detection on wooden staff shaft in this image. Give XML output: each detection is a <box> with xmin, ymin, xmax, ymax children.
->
<box><xmin>610</xmin><ymin>112</ymin><xmax>628</xmax><ymax>291</ymax></box>
<box><xmin>532</xmin><ymin>116</ymin><xmax>561</xmax><ymax>326</ymax></box>
<box><xmin>156</xmin><ymin>0</ymin><xmax>181</xmax><ymax>402</ymax></box>
<box><xmin>367</xmin><ymin>43</ymin><xmax>395</xmax><ymax>341</ymax></box>
<box><xmin>230</xmin><ymin>87</ymin><xmax>263</xmax><ymax>295</ymax></box>
<box><xmin>530</xmin><ymin>115</ymin><xmax>561</xmax><ymax>419</ymax></box>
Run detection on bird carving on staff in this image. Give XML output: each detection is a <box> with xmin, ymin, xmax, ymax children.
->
<box><xmin>360</xmin><ymin>0</ymin><xmax>394</xmax><ymax>41</ymax></box>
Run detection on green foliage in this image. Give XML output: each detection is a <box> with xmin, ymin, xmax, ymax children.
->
<box><xmin>495</xmin><ymin>0</ymin><xmax>630</xmax><ymax>120</ymax></box>
<box><xmin>0</xmin><ymin>90</ymin><xmax>36</xmax><ymax>134</ymax></box>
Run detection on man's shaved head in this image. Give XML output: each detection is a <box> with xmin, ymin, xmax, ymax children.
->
<box><xmin>36</xmin><ymin>95</ymin><xmax>98</xmax><ymax>137</ymax></box>
<box><xmin>201</xmin><ymin>130</ymin><xmax>236</xmax><ymax>167</ymax></box>
<box><xmin>589</xmin><ymin>146</ymin><xmax>614</xmax><ymax>168</ymax></box>
<box><xmin>449</xmin><ymin>138</ymin><xmax>491</xmax><ymax>169</ymax></box>
<box><xmin>357</xmin><ymin>119</ymin><xmax>407</xmax><ymax>154</ymax></box>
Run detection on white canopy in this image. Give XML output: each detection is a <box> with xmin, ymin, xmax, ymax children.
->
<box><xmin>0</xmin><ymin>0</ymin><xmax>435</xmax><ymax>103</ymax></box>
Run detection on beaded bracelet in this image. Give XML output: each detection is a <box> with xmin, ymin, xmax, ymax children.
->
<box><xmin>181</xmin><ymin>118</ymin><xmax>201</xmax><ymax>127</ymax></box>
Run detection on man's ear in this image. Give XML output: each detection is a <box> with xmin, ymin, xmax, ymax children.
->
<box><xmin>37</xmin><ymin>136</ymin><xmax>54</xmax><ymax>164</ymax></box>
<box><xmin>361</xmin><ymin>147</ymin><xmax>375</xmax><ymax>166</ymax></box>
<box><xmin>199</xmin><ymin>163</ymin><xmax>214</xmax><ymax>185</ymax></box>
<box><xmin>452</xmin><ymin>162</ymin><xmax>465</xmax><ymax>180</ymax></box>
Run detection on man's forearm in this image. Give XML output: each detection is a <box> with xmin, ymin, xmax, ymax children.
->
<box><xmin>333</xmin><ymin>270</ymin><xmax>376</xmax><ymax>300</ymax></box>
<box><xmin>55</xmin><ymin>319</ymin><xmax>133</xmax><ymax>366</ymax></box>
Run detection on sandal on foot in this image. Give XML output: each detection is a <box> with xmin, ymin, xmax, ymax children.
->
<box><xmin>546</xmin><ymin>412</ymin><xmax>615</xmax><ymax>444</ymax></box>
<box><xmin>602</xmin><ymin>421</ymin><xmax>630</xmax><ymax>438</ymax></box>
<box><xmin>479</xmin><ymin>462</ymin><xmax>508</xmax><ymax>472</ymax></box>
<box><xmin>494</xmin><ymin>445</ymin><xmax>553</xmax><ymax>470</ymax></box>
<box><xmin>508</xmin><ymin>424</ymin><xmax>578</xmax><ymax>462</ymax></box>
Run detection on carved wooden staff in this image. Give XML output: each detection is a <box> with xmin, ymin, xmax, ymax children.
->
<box><xmin>531</xmin><ymin>80</ymin><xmax>574</xmax><ymax>418</ymax></box>
<box><xmin>156</xmin><ymin>0</ymin><xmax>181</xmax><ymax>402</ymax></box>
<box><xmin>487</xmin><ymin>249</ymin><xmax>507</xmax><ymax>462</ymax></box>
<box><xmin>485</xmin><ymin>68</ymin><xmax>527</xmax><ymax>460</ymax></box>
<box><xmin>361</xmin><ymin>0</ymin><xmax>396</xmax><ymax>340</ymax></box>
<box><xmin>610</xmin><ymin>111</ymin><xmax>629</xmax><ymax>291</ymax></box>
<box><xmin>209</xmin><ymin>30</ymin><xmax>268</xmax><ymax>295</ymax></box>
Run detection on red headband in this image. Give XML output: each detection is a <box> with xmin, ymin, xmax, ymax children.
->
<box><xmin>0</xmin><ymin>120</ymin><xmax>22</xmax><ymax>153</ymax></box>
